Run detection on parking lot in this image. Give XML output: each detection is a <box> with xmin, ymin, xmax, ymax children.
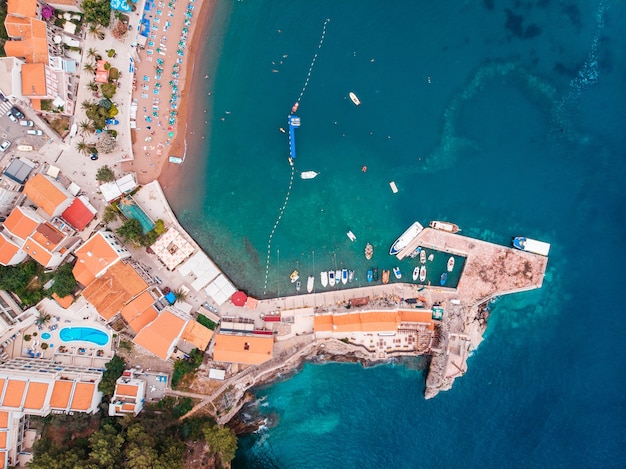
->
<box><xmin>0</xmin><ymin>103</ymin><xmax>49</xmax><ymax>161</ymax></box>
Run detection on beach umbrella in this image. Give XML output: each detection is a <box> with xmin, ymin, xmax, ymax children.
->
<box><xmin>168</xmin><ymin>131</ymin><xmax>174</xmax><ymax>137</ymax></box>
<box><xmin>231</xmin><ymin>291</ymin><xmax>248</xmax><ymax>307</ymax></box>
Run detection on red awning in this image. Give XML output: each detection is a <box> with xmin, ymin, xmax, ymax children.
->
<box><xmin>231</xmin><ymin>291</ymin><xmax>247</xmax><ymax>307</ymax></box>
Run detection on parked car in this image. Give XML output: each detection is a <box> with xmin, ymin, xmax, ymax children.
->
<box><xmin>7</xmin><ymin>113</ymin><xmax>18</xmax><ymax>123</ymax></box>
<box><xmin>90</xmin><ymin>153</ymin><xmax>99</xmax><ymax>160</ymax></box>
<box><xmin>19</xmin><ymin>120</ymin><xmax>34</xmax><ymax>127</ymax></box>
<box><xmin>0</xmin><ymin>141</ymin><xmax>11</xmax><ymax>152</ymax></box>
<box><xmin>26</xmin><ymin>129</ymin><xmax>43</xmax><ymax>136</ymax></box>
<box><xmin>10</xmin><ymin>107</ymin><xmax>24</xmax><ymax>119</ymax></box>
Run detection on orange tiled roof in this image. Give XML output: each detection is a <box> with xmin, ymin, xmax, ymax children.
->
<box><xmin>212</xmin><ymin>334</ymin><xmax>273</xmax><ymax>365</ymax></box>
<box><xmin>0</xmin><ymin>234</ymin><xmax>21</xmax><ymax>266</ymax></box>
<box><xmin>115</xmin><ymin>383</ymin><xmax>139</xmax><ymax>397</ymax></box>
<box><xmin>313</xmin><ymin>314</ymin><xmax>333</xmax><ymax>332</ymax></box>
<box><xmin>23</xmin><ymin>236</ymin><xmax>53</xmax><ymax>267</ymax></box>
<box><xmin>359</xmin><ymin>311</ymin><xmax>400</xmax><ymax>332</ymax></box>
<box><xmin>3</xmin><ymin>18</ymin><xmax>48</xmax><ymax>64</ymax></box>
<box><xmin>180</xmin><ymin>320</ymin><xmax>214</xmax><ymax>351</ymax></box>
<box><xmin>3</xmin><ymin>206</ymin><xmax>40</xmax><ymax>240</ymax></box>
<box><xmin>120</xmin><ymin>291</ymin><xmax>157</xmax><ymax>333</ymax></box>
<box><xmin>82</xmin><ymin>262</ymin><xmax>149</xmax><ymax>321</ymax></box>
<box><xmin>0</xmin><ymin>433</ymin><xmax>6</xmax><ymax>451</ymax></box>
<box><xmin>73</xmin><ymin>232</ymin><xmax>124</xmax><ymax>286</ymax></box>
<box><xmin>314</xmin><ymin>310</ymin><xmax>434</xmax><ymax>334</ymax></box>
<box><xmin>400</xmin><ymin>310</ymin><xmax>435</xmax><ymax>325</ymax></box>
<box><xmin>23</xmin><ymin>381</ymin><xmax>49</xmax><ymax>410</ymax></box>
<box><xmin>70</xmin><ymin>382</ymin><xmax>95</xmax><ymax>411</ymax></box>
<box><xmin>1</xmin><ymin>379</ymin><xmax>26</xmax><ymax>407</ymax></box>
<box><xmin>3</xmin><ymin>16</ymin><xmax>31</xmax><ymax>38</ymax></box>
<box><xmin>133</xmin><ymin>310</ymin><xmax>186</xmax><ymax>360</ymax></box>
<box><xmin>52</xmin><ymin>292</ymin><xmax>74</xmax><ymax>309</ymax></box>
<box><xmin>21</xmin><ymin>63</ymin><xmax>47</xmax><ymax>97</ymax></box>
<box><xmin>23</xmin><ymin>174</ymin><xmax>69</xmax><ymax>217</ymax></box>
<box><xmin>0</xmin><ymin>411</ymin><xmax>8</xmax><ymax>428</ymax></box>
<box><xmin>7</xmin><ymin>0</ymin><xmax>37</xmax><ymax>17</ymax></box>
<box><xmin>49</xmin><ymin>380</ymin><xmax>73</xmax><ymax>409</ymax></box>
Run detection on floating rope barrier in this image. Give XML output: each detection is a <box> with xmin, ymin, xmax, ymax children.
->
<box><xmin>296</xmin><ymin>18</ymin><xmax>330</xmax><ymax>105</ymax></box>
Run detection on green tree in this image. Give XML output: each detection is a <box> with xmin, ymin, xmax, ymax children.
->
<box><xmin>88</xmin><ymin>23</ymin><xmax>106</xmax><ymax>40</ymax></box>
<box><xmin>86</xmin><ymin>47</ymin><xmax>99</xmax><ymax>59</ymax></box>
<box><xmin>98</xmin><ymin>354</ymin><xmax>126</xmax><ymax>397</ymax></box>
<box><xmin>100</xmin><ymin>82</ymin><xmax>116</xmax><ymax>99</ymax></box>
<box><xmin>96</xmin><ymin>164</ymin><xmax>115</xmax><ymax>182</ymax></box>
<box><xmin>203</xmin><ymin>423</ymin><xmax>238</xmax><ymax>464</ymax></box>
<box><xmin>79</xmin><ymin>120</ymin><xmax>94</xmax><ymax>135</ymax></box>
<box><xmin>35</xmin><ymin>311</ymin><xmax>51</xmax><ymax>327</ymax></box>
<box><xmin>82</xmin><ymin>0</ymin><xmax>111</xmax><ymax>27</ymax></box>
<box><xmin>75</xmin><ymin>140</ymin><xmax>89</xmax><ymax>155</ymax></box>
<box><xmin>86</xmin><ymin>80</ymin><xmax>98</xmax><ymax>93</ymax></box>
<box><xmin>154</xmin><ymin>219</ymin><xmax>166</xmax><ymax>235</ymax></box>
<box><xmin>49</xmin><ymin>263</ymin><xmax>77</xmax><ymax>297</ymax></box>
<box><xmin>83</xmin><ymin>62</ymin><xmax>95</xmax><ymax>74</ymax></box>
<box><xmin>88</xmin><ymin>424</ymin><xmax>124</xmax><ymax>467</ymax></box>
<box><xmin>116</xmin><ymin>218</ymin><xmax>143</xmax><ymax>243</ymax></box>
<box><xmin>102</xmin><ymin>205</ymin><xmax>118</xmax><ymax>224</ymax></box>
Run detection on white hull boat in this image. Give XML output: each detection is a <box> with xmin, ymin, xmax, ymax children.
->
<box><xmin>328</xmin><ymin>271</ymin><xmax>336</xmax><ymax>287</ymax></box>
<box><xmin>447</xmin><ymin>256</ymin><xmax>455</xmax><ymax>272</ymax></box>
<box><xmin>300</xmin><ymin>171</ymin><xmax>319</xmax><ymax>179</ymax></box>
<box><xmin>389</xmin><ymin>221</ymin><xmax>424</xmax><ymax>256</ymax></box>
<box><xmin>419</xmin><ymin>265</ymin><xmax>426</xmax><ymax>282</ymax></box>
<box><xmin>321</xmin><ymin>271</ymin><xmax>328</xmax><ymax>288</ymax></box>
<box><xmin>307</xmin><ymin>275</ymin><xmax>314</xmax><ymax>293</ymax></box>
<box><xmin>413</xmin><ymin>267</ymin><xmax>419</xmax><ymax>281</ymax></box>
<box><xmin>341</xmin><ymin>269</ymin><xmax>348</xmax><ymax>285</ymax></box>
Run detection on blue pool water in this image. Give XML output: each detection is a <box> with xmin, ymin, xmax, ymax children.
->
<box><xmin>118</xmin><ymin>196</ymin><xmax>156</xmax><ymax>234</ymax></box>
<box><xmin>59</xmin><ymin>327</ymin><xmax>109</xmax><ymax>346</ymax></box>
<box><xmin>41</xmin><ymin>332</ymin><xmax>51</xmax><ymax>340</ymax></box>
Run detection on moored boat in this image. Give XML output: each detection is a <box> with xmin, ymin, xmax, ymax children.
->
<box><xmin>328</xmin><ymin>271</ymin><xmax>336</xmax><ymax>287</ymax></box>
<box><xmin>300</xmin><ymin>171</ymin><xmax>319</xmax><ymax>179</ymax></box>
<box><xmin>413</xmin><ymin>267</ymin><xmax>419</xmax><ymax>281</ymax></box>
<box><xmin>348</xmin><ymin>270</ymin><xmax>354</xmax><ymax>282</ymax></box>
<box><xmin>367</xmin><ymin>269</ymin><xmax>373</xmax><ymax>283</ymax></box>
<box><xmin>349</xmin><ymin>91</ymin><xmax>361</xmax><ymax>106</ymax></box>
<box><xmin>347</xmin><ymin>231</ymin><xmax>356</xmax><ymax>242</ymax></box>
<box><xmin>429</xmin><ymin>220</ymin><xmax>460</xmax><ymax>233</ymax></box>
<box><xmin>419</xmin><ymin>265</ymin><xmax>426</xmax><ymax>282</ymax></box>
<box><xmin>307</xmin><ymin>275</ymin><xmax>314</xmax><ymax>293</ymax></box>
<box><xmin>447</xmin><ymin>256</ymin><xmax>455</xmax><ymax>272</ymax></box>
<box><xmin>335</xmin><ymin>270</ymin><xmax>341</xmax><ymax>283</ymax></box>
<box><xmin>393</xmin><ymin>266</ymin><xmax>402</xmax><ymax>279</ymax></box>
<box><xmin>321</xmin><ymin>271</ymin><xmax>328</xmax><ymax>288</ymax></box>
<box><xmin>428</xmin><ymin>253</ymin><xmax>434</xmax><ymax>261</ymax></box>
<box><xmin>290</xmin><ymin>270</ymin><xmax>299</xmax><ymax>283</ymax></box>
<box><xmin>341</xmin><ymin>269</ymin><xmax>348</xmax><ymax>285</ymax></box>
<box><xmin>512</xmin><ymin>237</ymin><xmax>551</xmax><ymax>256</ymax></box>
<box><xmin>296</xmin><ymin>281</ymin><xmax>301</xmax><ymax>292</ymax></box>
<box><xmin>389</xmin><ymin>222</ymin><xmax>424</xmax><ymax>256</ymax></box>
<box><xmin>440</xmin><ymin>273</ymin><xmax>447</xmax><ymax>286</ymax></box>
<box><xmin>373</xmin><ymin>268</ymin><xmax>379</xmax><ymax>282</ymax></box>
<box><xmin>365</xmin><ymin>243</ymin><xmax>373</xmax><ymax>260</ymax></box>
<box><xmin>420</xmin><ymin>249</ymin><xmax>426</xmax><ymax>264</ymax></box>
<box><xmin>382</xmin><ymin>269</ymin><xmax>390</xmax><ymax>284</ymax></box>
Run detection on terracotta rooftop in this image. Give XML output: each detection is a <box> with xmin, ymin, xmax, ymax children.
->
<box><xmin>23</xmin><ymin>236</ymin><xmax>53</xmax><ymax>267</ymax></box>
<box><xmin>314</xmin><ymin>309</ymin><xmax>434</xmax><ymax>333</ymax></box>
<box><xmin>23</xmin><ymin>174</ymin><xmax>70</xmax><ymax>218</ymax></box>
<box><xmin>133</xmin><ymin>310</ymin><xmax>186</xmax><ymax>360</ymax></box>
<box><xmin>70</xmin><ymin>382</ymin><xmax>95</xmax><ymax>411</ymax></box>
<box><xmin>0</xmin><ymin>411</ymin><xmax>8</xmax><ymax>428</ymax></box>
<box><xmin>180</xmin><ymin>320</ymin><xmax>214</xmax><ymax>352</ymax></box>
<box><xmin>114</xmin><ymin>383</ymin><xmax>139</xmax><ymax>397</ymax></box>
<box><xmin>1</xmin><ymin>379</ymin><xmax>26</xmax><ymax>408</ymax></box>
<box><xmin>52</xmin><ymin>292</ymin><xmax>74</xmax><ymax>309</ymax></box>
<box><xmin>3</xmin><ymin>18</ymin><xmax>48</xmax><ymax>64</ymax></box>
<box><xmin>23</xmin><ymin>381</ymin><xmax>49</xmax><ymax>410</ymax></box>
<box><xmin>62</xmin><ymin>198</ymin><xmax>96</xmax><ymax>231</ymax></box>
<box><xmin>0</xmin><ymin>234</ymin><xmax>21</xmax><ymax>266</ymax></box>
<box><xmin>21</xmin><ymin>63</ymin><xmax>47</xmax><ymax>97</ymax></box>
<box><xmin>73</xmin><ymin>232</ymin><xmax>125</xmax><ymax>286</ymax></box>
<box><xmin>212</xmin><ymin>334</ymin><xmax>274</xmax><ymax>365</ymax></box>
<box><xmin>49</xmin><ymin>380</ymin><xmax>73</xmax><ymax>409</ymax></box>
<box><xmin>120</xmin><ymin>291</ymin><xmax>158</xmax><ymax>333</ymax></box>
<box><xmin>7</xmin><ymin>0</ymin><xmax>37</xmax><ymax>18</ymax></box>
<box><xmin>3</xmin><ymin>206</ymin><xmax>41</xmax><ymax>240</ymax></box>
<box><xmin>82</xmin><ymin>262</ymin><xmax>149</xmax><ymax>321</ymax></box>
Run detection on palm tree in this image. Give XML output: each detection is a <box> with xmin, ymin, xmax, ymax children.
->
<box><xmin>88</xmin><ymin>24</ymin><xmax>105</xmax><ymax>40</ymax></box>
<box><xmin>81</xmin><ymin>100</ymin><xmax>92</xmax><ymax>111</ymax></box>
<box><xmin>75</xmin><ymin>140</ymin><xmax>89</xmax><ymax>155</ymax></box>
<box><xmin>79</xmin><ymin>120</ymin><xmax>93</xmax><ymax>135</ymax></box>
<box><xmin>35</xmin><ymin>312</ymin><xmax>51</xmax><ymax>327</ymax></box>
<box><xmin>86</xmin><ymin>47</ymin><xmax>99</xmax><ymax>59</ymax></box>
<box><xmin>173</xmin><ymin>288</ymin><xmax>187</xmax><ymax>303</ymax></box>
<box><xmin>83</xmin><ymin>62</ymin><xmax>95</xmax><ymax>74</ymax></box>
<box><xmin>86</xmin><ymin>80</ymin><xmax>98</xmax><ymax>92</ymax></box>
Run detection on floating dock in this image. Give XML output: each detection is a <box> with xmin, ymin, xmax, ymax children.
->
<box><xmin>288</xmin><ymin>115</ymin><xmax>300</xmax><ymax>162</ymax></box>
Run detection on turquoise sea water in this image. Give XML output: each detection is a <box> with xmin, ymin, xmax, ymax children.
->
<box><xmin>167</xmin><ymin>0</ymin><xmax>626</xmax><ymax>466</ymax></box>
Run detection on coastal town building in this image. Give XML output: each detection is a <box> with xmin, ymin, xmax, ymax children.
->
<box><xmin>0</xmin><ymin>207</ymin><xmax>44</xmax><ymax>266</ymax></box>
<box><xmin>0</xmin><ymin>296</ymin><xmax>37</xmax><ymax>357</ymax></box>
<box><xmin>0</xmin><ymin>357</ymin><xmax>103</xmax><ymax>468</ymax></box>
<box><xmin>22</xmin><ymin>174</ymin><xmax>73</xmax><ymax>219</ymax></box>
<box><xmin>72</xmin><ymin>230</ymin><xmax>132</xmax><ymax>286</ymax></box>
<box><xmin>133</xmin><ymin>310</ymin><xmax>187</xmax><ymax>360</ymax></box>
<box><xmin>61</xmin><ymin>197</ymin><xmax>97</xmax><ymax>232</ymax></box>
<box><xmin>0</xmin><ymin>57</ymin><xmax>26</xmax><ymax>102</ymax></box>
<box><xmin>108</xmin><ymin>370</ymin><xmax>146</xmax><ymax>417</ymax></box>
<box><xmin>212</xmin><ymin>333</ymin><xmax>274</xmax><ymax>366</ymax></box>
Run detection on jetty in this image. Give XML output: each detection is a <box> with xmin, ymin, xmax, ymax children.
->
<box><xmin>287</xmin><ymin>115</ymin><xmax>300</xmax><ymax>163</ymax></box>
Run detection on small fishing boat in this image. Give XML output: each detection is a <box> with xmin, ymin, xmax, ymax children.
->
<box><xmin>382</xmin><ymin>269</ymin><xmax>390</xmax><ymax>284</ymax></box>
<box><xmin>393</xmin><ymin>266</ymin><xmax>402</xmax><ymax>279</ymax></box>
<box><xmin>292</xmin><ymin>102</ymin><xmax>299</xmax><ymax>113</ymax></box>
<box><xmin>412</xmin><ymin>267</ymin><xmax>419</xmax><ymax>281</ymax></box>
<box><xmin>420</xmin><ymin>249</ymin><xmax>427</xmax><ymax>264</ymax></box>
<box><xmin>321</xmin><ymin>271</ymin><xmax>328</xmax><ymax>288</ymax></box>
<box><xmin>290</xmin><ymin>270</ymin><xmax>299</xmax><ymax>283</ymax></box>
<box><xmin>428</xmin><ymin>253</ymin><xmax>434</xmax><ymax>262</ymax></box>
<box><xmin>348</xmin><ymin>270</ymin><xmax>354</xmax><ymax>282</ymax></box>
<box><xmin>373</xmin><ymin>268</ymin><xmax>379</xmax><ymax>282</ymax></box>
<box><xmin>365</xmin><ymin>243</ymin><xmax>373</xmax><ymax>260</ymax></box>
<box><xmin>347</xmin><ymin>231</ymin><xmax>356</xmax><ymax>242</ymax></box>
<box><xmin>296</xmin><ymin>281</ymin><xmax>301</xmax><ymax>292</ymax></box>
<box><xmin>440</xmin><ymin>273</ymin><xmax>447</xmax><ymax>286</ymax></box>
<box><xmin>328</xmin><ymin>271</ymin><xmax>336</xmax><ymax>287</ymax></box>
<box><xmin>367</xmin><ymin>269</ymin><xmax>373</xmax><ymax>283</ymax></box>
<box><xmin>300</xmin><ymin>171</ymin><xmax>319</xmax><ymax>179</ymax></box>
<box><xmin>341</xmin><ymin>269</ymin><xmax>348</xmax><ymax>285</ymax></box>
<box><xmin>307</xmin><ymin>275</ymin><xmax>314</xmax><ymax>293</ymax></box>
<box><xmin>447</xmin><ymin>256</ymin><xmax>455</xmax><ymax>272</ymax></box>
<box><xmin>429</xmin><ymin>220</ymin><xmax>461</xmax><ymax>233</ymax></box>
<box><xmin>419</xmin><ymin>265</ymin><xmax>427</xmax><ymax>282</ymax></box>
<box><xmin>335</xmin><ymin>270</ymin><xmax>341</xmax><ymax>283</ymax></box>
<box><xmin>349</xmin><ymin>92</ymin><xmax>361</xmax><ymax>106</ymax></box>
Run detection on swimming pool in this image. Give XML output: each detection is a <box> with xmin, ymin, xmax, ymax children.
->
<box><xmin>118</xmin><ymin>196</ymin><xmax>156</xmax><ymax>234</ymax></box>
<box><xmin>59</xmin><ymin>327</ymin><xmax>110</xmax><ymax>346</ymax></box>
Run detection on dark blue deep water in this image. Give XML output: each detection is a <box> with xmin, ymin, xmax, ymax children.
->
<box><xmin>168</xmin><ymin>0</ymin><xmax>626</xmax><ymax>466</ymax></box>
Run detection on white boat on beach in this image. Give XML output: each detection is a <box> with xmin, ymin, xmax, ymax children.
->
<box><xmin>447</xmin><ymin>256</ymin><xmax>455</xmax><ymax>272</ymax></box>
<box><xmin>419</xmin><ymin>265</ymin><xmax>427</xmax><ymax>282</ymax></box>
<box><xmin>320</xmin><ymin>271</ymin><xmax>328</xmax><ymax>288</ymax></box>
<box><xmin>307</xmin><ymin>275</ymin><xmax>314</xmax><ymax>293</ymax></box>
<box><xmin>412</xmin><ymin>267</ymin><xmax>419</xmax><ymax>281</ymax></box>
<box><xmin>389</xmin><ymin>221</ymin><xmax>424</xmax><ymax>256</ymax></box>
<box><xmin>328</xmin><ymin>271</ymin><xmax>336</xmax><ymax>287</ymax></box>
<box><xmin>349</xmin><ymin>92</ymin><xmax>361</xmax><ymax>106</ymax></box>
<box><xmin>341</xmin><ymin>269</ymin><xmax>348</xmax><ymax>285</ymax></box>
<box><xmin>300</xmin><ymin>171</ymin><xmax>319</xmax><ymax>179</ymax></box>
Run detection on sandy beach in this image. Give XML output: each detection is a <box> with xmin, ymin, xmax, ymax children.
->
<box><xmin>122</xmin><ymin>0</ymin><xmax>216</xmax><ymax>185</ymax></box>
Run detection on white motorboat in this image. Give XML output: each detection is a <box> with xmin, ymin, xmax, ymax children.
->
<box><xmin>447</xmin><ymin>256</ymin><xmax>455</xmax><ymax>272</ymax></box>
<box><xmin>389</xmin><ymin>221</ymin><xmax>424</xmax><ymax>256</ymax></box>
<box><xmin>429</xmin><ymin>220</ymin><xmax>460</xmax><ymax>233</ymax></box>
<box><xmin>341</xmin><ymin>269</ymin><xmax>348</xmax><ymax>285</ymax></box>
<box><xmin>393</xmin><ymin>266</ymin><xmax>402</xmax><ymax>279</ymax></box>
<box><xmin>290</xmin><ymin>270</ymin><xmax>299</xmax><ymax>283</ymax></box>
<box><xmin>328</xmin><ymin>271</ymin><xmax>336</xmax><ymax>287</ymax></box>
<box><xmin>419</xmin><ymin>265</ymin><xmax>426</xmax><ymax>282</ymax></box>
<box><xmin>347</xmin><ymin>231</ymin><xmax>356</xmax><ymax>242</ymax></box>
<box><xmin>320</xmin><ymin>271</ymin><xmax>328</xmax><ymax>288</ymax></box>
<box><xmin>349</xmin><ymin>92</ymin><xmax>361</xmax><ymax>106</ymax></box>
<box><xmin>348</xmin><ymin>270</ymin><xmax>354</xmax><ymax>282</ymax></box>
<box><xmin>300</xmin><ymin>171</ymin><xmax>319</xmax><ymax>179</ymax></box>
<box><xmin>420</xmin><ymin>249</ymin><xmax>426</xmax><ymax>264</ymax></box>
<box><xmin>307</xmin><ymin>275</ymin><xmax>314</xmax><ymax>293</ymax></box>
<box><xmin>412</xmin><ymin>267</ymin><xmax>419</xmax><ymax>281</ymax></box>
